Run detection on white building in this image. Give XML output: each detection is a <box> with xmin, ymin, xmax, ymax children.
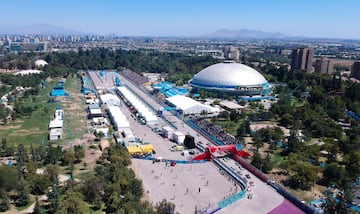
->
<box><xmin>172</xmin><ymin>131</ymin><xmax>185</xmax><ymax>144</ymax></box>
<box><xmin>100</xmin><ymin>94</ymin><xmax>121</xmax><ymax>106</ymax></box>
<box><xmin>117</xmin><ymin>86</ymin><xmax>158</xmax><ymax>125</ymax></box>
<box><xmin>107</xmin><ymin>106</ymin><xmax>130</xmax><ymax>131</ymax></box>
<box><xmin>162</xmin><ymin>126</ymin><xmax>174</xmax><ymax>139</ymax></box>
<box><xmin>49</xmin><ymin>128</ymin><xmax>62</xmax><ymax>141</ymax></box>
<box><xmin>166</xmin><ymin>95</ymin><xmax>219</xmax><ymax>116</ymax></box>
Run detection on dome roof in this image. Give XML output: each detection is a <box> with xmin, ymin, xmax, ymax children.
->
<box><xmin>190</xmin><ymin>61</ymin><xmax>267</xmax><ymax>87</ymax></box>
<box><xmin>35</xmin><ymin>59</ymin><xmax>48</xmax><ymax>67</ymax></box>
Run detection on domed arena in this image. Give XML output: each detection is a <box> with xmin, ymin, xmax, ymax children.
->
<box><xmin>188</xmin><ymin>61</ymin><xmax>272</xmax><ymax>96</ymax></box>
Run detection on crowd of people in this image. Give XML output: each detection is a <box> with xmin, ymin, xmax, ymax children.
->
<box><xmin>194</xmin><ymin>119</ymin><xmax>238</xmax><ymax>145</ymax></box>
<box><xmin>122</xmin><ymin>69</ymin><xmax>149</xmax><ymax>85</ymax></box>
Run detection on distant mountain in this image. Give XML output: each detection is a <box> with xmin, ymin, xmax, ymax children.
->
<box><xmin>200</xmin><ymin>29</ymin><xmax>293</xmax><ymax>39</ymax></box>
<box><xmin>0</xmin><ymin>23</ymin><xmax>87</xmax><ymax>35</ymax></box>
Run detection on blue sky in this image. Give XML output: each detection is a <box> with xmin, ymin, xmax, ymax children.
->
<box><xmin>2</xmin><ymin>0</ymin><xmax>360</xmax><ymax>38</ymax></box>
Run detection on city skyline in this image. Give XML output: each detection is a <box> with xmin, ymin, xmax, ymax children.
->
<box><xmin>1</xmin><ymin>0</ymin><xmax>360</xmax><ymax>39</ymax></box>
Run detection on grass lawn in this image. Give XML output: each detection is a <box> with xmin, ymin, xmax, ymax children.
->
<box><xmin>75</xmin><ymin>170</ymin><xmax>95</xmax><ymax>180</ymax></box>
<box><xmin>291</xmin><ymin>98</ymin><xmax>305</xmax><ymax>107</ymax></box>
<box><xmin>59</xmin><ymin>75</ymin><xmax>88</xmax><ymax>143</ymax></box>
<box><xmin>0</xmin><ymin>79</ymin><xmax>58</xmax><ymax>147</ymax></box>
<box><xmin>0</xmin><ymin>75</ymin><xmax>88</xmax><ymax>148</ymax></box>
<box><xmin>272</xmin><ymin>152</ymin><xmax>287</xmax><ymax>168</ymax></box>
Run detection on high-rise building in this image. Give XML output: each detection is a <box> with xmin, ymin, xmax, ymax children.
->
<box><xmin>350</xmin><ymin>61</ymin><xmax>360</xmax><ymax>80</ymax></box>
<box><xmin>223</xmin><ymin>45</ymin><xmax>240</xmax><ymax>62</ymax></box>
<box><xmin>291</xmin><ymin>47</ymin><xmax>314</xmax><ymax>72</ymax></box>
<box><xmin>315</xmin><ymin>57</ymin><xmax>334</xmax><ymax>74</ymax></box>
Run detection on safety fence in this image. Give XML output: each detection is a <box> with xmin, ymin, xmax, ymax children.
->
<box><xmin>218</xmin><ymin>190</ymin><xmax>247</xmax><ymax>208</ymax></box>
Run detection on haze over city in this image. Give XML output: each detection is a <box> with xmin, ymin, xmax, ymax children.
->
<box><xmin>1</xmin><ymin>0</ymin><xmax>360</xmax><ymax>39</ymax></box>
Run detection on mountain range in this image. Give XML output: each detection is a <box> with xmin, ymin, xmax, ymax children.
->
<box><xmin>200</xmin><ymin>29</ymin><xmax>294</xmax><ymax>39</ymax></box>
<box><xmin>0</xmin><ymin>23</ymin><xmax>299</xmax><ymax>39</ymax></box>
<box><xmin>0</xmin><ymin>23</ymin><xmax>86</xmax><ymax>35</ymax></box>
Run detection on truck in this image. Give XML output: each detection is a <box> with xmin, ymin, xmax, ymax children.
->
<box><xmin>171</xmin><ymin>145</ymin><xmax>184</xmax><ymax>152</ymax></box>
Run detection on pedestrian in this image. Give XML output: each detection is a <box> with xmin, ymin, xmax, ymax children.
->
<box><xmin>198</xmin><ymin>187</ymin><xmax>201</xmax><ymax>193</ymax></box>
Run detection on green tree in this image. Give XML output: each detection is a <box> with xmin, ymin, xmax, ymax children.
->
<box><xmin>16</xmin><ymin>178</ymin><xmax>30</xmax><ymax>207</ymax></box>
<box><xmin>1</xmin><ymin>138</ymin><xmax>7</xmax><ymax>151</ymax></box>
<box><xmin>83</xmin><ymin>176</ymin><xmax>103</xmax><ymax>203</ymax></box>
<box><xmin>62</xmin><ymin>150</ymin><xmax>75</xmax><ymax>166</ymax></box>
<box><xmin>280</xmin><ymin>113</ymin><xmax>293</xmax><ymax>127</ymax></box>
<box><xmin>253</xmin><ymin>135</ymin><xmax>264</xmax><ymax>151</ymax></box>
<box><xmin>288</xmin><ymin>162</ymin><xmax>317</xmax><ymax>190</ymax></box>
<box><xmin>74</xmin><ymin>145</ymin><xmax>85</xmax><ymax>163</ymax></box>
<box><xmin>106</xmin><ymin>191</ymin><xmax>121</xmax><ymax>213</ymax></box>
<box><xmin>251</xmin><ymin>151</ymin><xmax>262</xmax><ymax>170</ymax></box>
<box><xmin>229</xmin><ymin>110</ymin><xmax>240</xmax><ymax>122</ymax></box>
<box><xmin>32</xmin><ymin>196</ymin><xmax>41</xmax><ymax>214</ymax></box>
<box><xmin>0</xmin><ymin>164</ymin><xmax>18</xmax><ymax>191</ymax></box>
<box><xmin>59</xmin><ymin>190</ymin><xmax>86</xmax><ymax>214</ymax></box>
<box><xmin>45</xmin><ymin>164</ymin><xmax>59</xmax><ymax>184</ymax></box>
<box><xmin>322</xmin><ymin>162</ymin><xmax>344</xmax><ymax>186</ymax></box>
<box><xmin>262</xmin><ymin>153</ymin><xmax>273</xmax><ymax>173</ymax></box>
<box><xmin>0</xmin><ymin>189</ymin><xmax>9</xmax><ymax>212</ymax></box>
<box><xmin>47</xmin><ymin>184</ymin><xmax>60</xmax><ymax>214</ymax></box>
<box><xmin>155</xmin><ymin>199</ymin><xmax>176</xmax><ymax>214</ymax></box>
<box><xmin>16</xmin><ymin>144</ymin><xmax>28</xmax><ymax>168</ymax></box>
<box><xmin>44</xmin><ymin>145</ymin><xmax>62</xmax><ymax>165</ymax></box>
<box><xmin>343</xmin><ymin>151</ymin><xmax>360</xmax><ymax>180</ymax></box>
<box><xmin>29</xmin><ymin>174</ymin><xmax>50</xmax><ymax>195</ymax></box>
<box><xmin>286</xmin><ymin>130</ymin><xmax>303</xmax><ymax>153</ymax></box>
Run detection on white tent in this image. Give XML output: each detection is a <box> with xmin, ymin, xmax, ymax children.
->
<box><xmin>100</xmin><ymin>94</ymin><xmax>121</xmax><ymax>106</ymax></box>
<box><xmin>107</xmin><ymin>106</ymin><xmax>130</xmax><ymax>131</ymax></box>
<box><xmin>117</xmin><ymin>86</ymin><xmax>158</xmax><ymax>125</ymax></box>
<box><xmin>166</xmin><ymin>95</ymin><xmax>219</xmax><ymax>115</ymax></box>
<box><xmin>49</xmin><ymin>118</ymin><xmax>63</xmax><ymax>129</ymax></box>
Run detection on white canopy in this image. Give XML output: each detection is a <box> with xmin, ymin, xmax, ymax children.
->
<box><xmin>166</xmin><ymin>95</ymin><xmax>219</xmax><ymax>115</ymax></box>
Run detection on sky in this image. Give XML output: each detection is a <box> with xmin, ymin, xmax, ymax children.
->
<box><xmin>2</xmin><ymin>0</ymin><xmax>360</xmax><ymax>38</ymax></box>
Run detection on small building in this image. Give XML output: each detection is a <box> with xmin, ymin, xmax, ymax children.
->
<box><xmin>95</xmin><ymin>127</ymin><xmax>109</xmax><ymax>137</ymax></box>
<box><xmin>219</xmin><ymin>100</ymin><xmax>245</xmax><ymax>112</ymax></box>
<box><xmin>49</xmin><ymin>118</ymin><xmax>63</xmax><ymax>130</ymax></box>
<box><xmin>89</xmin><ymin>108</ymin><xmax>103</xmax><ymax>118</ymax></box>
<box><xmin>54</xmin><ymin>109</ymin><xmax>64</xmax><ymax>120</ymax></box>
<box><xmin>88</xmin><ymin>103</ymin><xmax>100</xmax><ymax>110</ymax></box>
<box><xmin>91</xmin><ymin>117</ymin><xmax>109</xmax><ymax>126</ymax></box>
<box><xmin>51</xmin><ymin>86</ymin><xmax>69</xmax><ymax>97</ymax></box>
<box><xmin>172</xmin><ymin>131</ymin><xmax>185</xmax><ymax>144</ymax></box>
<box><xmin>162</xmin><ymin>126</ymin><xmax>174</xmax><ymax>139</ymax></box>
<box><xmin>49</xmin><ymin>128</ymin><xmax>62</xmax><ymax>141</ymax></box>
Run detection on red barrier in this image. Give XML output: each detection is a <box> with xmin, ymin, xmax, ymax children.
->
<box><xmin>192</xmin><ymin>145</ymin><xmax>251</xmax><ymax>161</ymax></box>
